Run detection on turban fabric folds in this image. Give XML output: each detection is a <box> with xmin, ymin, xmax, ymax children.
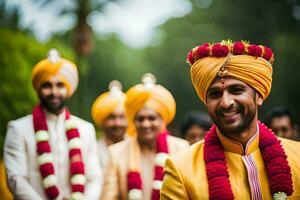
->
<box><xmin>187</xmin><ymin>41</ymin><xmax>274</xmax><ymax>104</ymax></box>
<box><xmin>125</xmin><ymin>76</ymin><xmax>176</xmax><ymax>136</ymax></box>
<box><xmin>91</xmin><ymin>89</ymin><xmax>126</xmax><ymax>127</ymax></box>
<box><xmin>32</xmin><ymin>49</ymin><xmax>78</xmax><ymax>97</ymax></box>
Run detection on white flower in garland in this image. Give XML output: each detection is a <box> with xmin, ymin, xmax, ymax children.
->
<box><xmin>35</xmin><ymin>130</ymin><xmax>49</xmax><ymax>142</ymax></box>
<box><xmin>43</xmin><ymin>174</ymin><xmax>58</xmax><ymax>188</ymax></box>
<box><xmin>273</xmin><ymin>192</ymin><xmax>287</xmax><ymax>200</ymax></box>
<box><xmin>128</xmin><ymin>188</ymin><xmax>143</xmax><ymax>200</ymax></box>
<box><xmin>69</xmin><ymin>137</ymin><xmax>82</xmax><ymax>149</ymax></box>
<box><xmin>65</xmin><ymin>119</ymin><xmax>77</xmax><ymax>130</ymax></box>
<box><xmin>38</xmin><ymin>153</ymin><xmax>54</xmax><ymax>165</ymax></box>
<box><xmin>152</xmin><ymin>180</ymin><xmax>163</xmax><ymax>190</ymax></box>
<box><xmin>155</xmin><ymin>152</ymin><xmax>168</xmax><ymax>167</ymax></box>
<box><xmin>70</xmin><ymin>192</ymin><xmax>85</xmax><ymax>200</ymax></box>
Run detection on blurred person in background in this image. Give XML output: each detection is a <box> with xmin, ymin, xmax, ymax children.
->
<box><xmin>265</xmin><ymin>106</ymin><xmax>298</xmax><ymax>141</ymax></box>
<box><xmin>180</xmin><ymin>111</ymin><xmax>212</xmax><ymax>145</ymax></box>
<box><xmin>4</xmin><ymin>49</ymin><xmax>102</xmax><ymax>200</ymax></box>
<box><xmin>91</xmin><ymin>80</ymin><xmax>128</xmax><ymax>172</ymax></box>
<box><xmin>101</xmin><ymin>73</ymin><xmax>188</xmax><ymax>200</ymax></box>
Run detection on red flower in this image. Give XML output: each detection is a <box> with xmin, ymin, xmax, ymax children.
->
<box><xmin>37</xmin><ymin>141</ymin><xmax>51</xmax><ymax>154</ymax></box>
<box><xmin>66</xmin><ymin>129</ymin><xmax>80</xmax><ymax>140</ymax></box>
<box><xmin>263</xmin><ymin>47</ymin><xmax>273</xmax><ymax>61</ymax></box>
<box><xmin>212</xmin><ymin>43</ymin><xmax>229</xmax><ymax>57</ymax></box>
<box><xmin>70</xmin><ymin>161</ymin><xmax>85</xmax><ymax>175</ymax></box>
<box><xmin>233</xmin><ymin>42</ymin><xmax>245</xmax><ymax>55</ymax></box>
<box><xmin>248</xmin><ymin>44</ymin><xmax>262</xmax><ymax>57</ymax></box>
<box><xmin>45</xmin><ymin>186</ymin><xmax>60</xmax><ymax>199</ymax></box>
<box><xmin>151</xmin><ymin>190</ymin><xmax>160</xmax><ymax>200</ymax></box>
<box><xmin>196</xmin><ymin>43</ymin><xmax>210</xmax><ymax>59</ymax></box>
<box><xmin>72</xmin><ymin>184</ymin><xmax>84</xmax><ymax>193</ymax></box>
<box><xmin>69</xmin><ymin>148</ymin><xmax>82</xmax><ymax>159</ymax></box>
<box><xmin>127</xmin><ymin>171</ymin><xmax>142</xmax><ymax>190</ymax></box>
<box><xmin>186</xmin><ymin>51</ymin><xmax>194</xmax><ymax>65</ymax></box>
<box><xmin>40</xmin><ymin>163</ymin><xmax>55</xmax><ymax>178</ymax></box>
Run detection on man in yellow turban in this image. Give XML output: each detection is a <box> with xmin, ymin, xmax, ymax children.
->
<box><xmin>161</xmin><ymin>41</ymin><xmax>300</xmax><ymax>199</ymax></box>
<box><xmin>91</xmin><ymin>80</ymin><xmax>128</xmax><ymax>172</ymax></box>
<box><xmin>4</xmin><ymin>49</ymin><xmax>102</xmax><ymax>200</ymax></box>
<box><xmin>101</xmin><ymin>73</ymin><xmax>188</xmax><ymax>200</ymax></box>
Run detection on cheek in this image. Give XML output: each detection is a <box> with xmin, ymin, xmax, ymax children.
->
<box><xmin>39</xmin><ymin>88</ymin><xmax>51</xmax><ymax>97</ymax></box>
<box><xmin>59</xmin><ymin>88</ymin><xmax>68</xmax><ymax>97</ymax></box>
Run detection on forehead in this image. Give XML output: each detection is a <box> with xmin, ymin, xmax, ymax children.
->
<box><xmin>43</xmin><ymin>75</ymin><xmax>64</xmax><ymax>84</ymax></box>
<box><xmin>110</xmin><ymin>105</ymin><xmax>126</xmax><ymax>115</ymax></box>
<box><xmin>209</xmin><ymin>76</ymin><xmax>249</xmax><ymax>90</ymax></box>
<box><xmin>271</xmin><ymin>116</ymin><xmax>292</xmax><ymax>126</ymax></box>
<box><xmin>135</xmin><ymin>107</ymin><xmax>160</xmax><ymax>117</ymax></box>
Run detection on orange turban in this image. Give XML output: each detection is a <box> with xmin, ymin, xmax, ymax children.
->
<box><xmin>187</xmin><ymin>41</ymin><xmax>273</xmax><ymax>104</ymax></box>
<box><xmin>32</xmin><ymin>49</ymin><xmax>78</xmax><ymax>97</ymax></box>
<box><xmin>125</xmin><ymin>73</ymin><xmax>176</xmax><ymax>135</ymax></box>
<box><xmin>91</xmin><ymin>80</ymin><xmax>126</xmax><ymax>127</ymax></box>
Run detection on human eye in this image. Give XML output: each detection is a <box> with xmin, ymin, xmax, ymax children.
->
<box><xmin>230</xmin><ymin>86</ymin><xmax>245</xmax><ymax>95</ymax></box>
<box><xmin>207</xmin><ymin>90</ymin><xmax>221</xmax><ymax>99</ymax></box>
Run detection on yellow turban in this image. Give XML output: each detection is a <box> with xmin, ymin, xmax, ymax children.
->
<box><xmin>125</xmin><ymin>73</ymin><xmax>176</xmax><ymax>135</ymax></box>
<box><xmin>91</xmin><ymin>80</ymin><xmax>126</xmax><ymax>127</ymax></box>
<box><xmin>32</xmin><ymin>49</ymin><xmax>78</xmax><ymax>97</ymax></box>
<box><xmin>188</xmin><ymin>41</ymin><xmax>274</xmax><ymax>104</ymax></box>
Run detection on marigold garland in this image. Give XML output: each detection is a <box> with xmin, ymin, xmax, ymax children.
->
<box><xmin>203</xmin><ymin>122</ymin><xmax>293</xmax><ymax>200</ymax></box>
<box><xmin>33</xmin><ymin>105</ymin><xmax>86</xmax><ymax>199</ymax></box>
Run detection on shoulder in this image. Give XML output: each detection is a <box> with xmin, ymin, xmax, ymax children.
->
<box><xmin>7</xmin><ymin>115</ymin><xmax>33</xmax><ymax>135</ymax></box>
<box><xmin>167</xmin><ymin>135</ymin><xmax>189</xmax><ymax>153</ymax></box>
<box><xmin>109</xmin><ymin>139</ymin><xmax>131</xmax><ymax>156</ymax></box>
<box><xmin>168</xmin><ymin>140</ymin><xmax>204</xmax><ymax>169</ymax></box>
<box><xmin>7</xmin><ymin>115</ymin><xmax>33</xmax><ymax>128</ymax></box>
<box><xmin>71</xmin><ymin>115</ymin><xmax>94</xmax><ymax>128</ymax></box>
<box><xmin>279</xmin><ymin>137</ymin><xmax>300</xmax><ymax>156</ymax></box>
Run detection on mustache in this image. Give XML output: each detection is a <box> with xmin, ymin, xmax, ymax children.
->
<box><xmin>217</xmin><ymin>105</ymin><xmax>242</xmax><ymax>115</ymax></box>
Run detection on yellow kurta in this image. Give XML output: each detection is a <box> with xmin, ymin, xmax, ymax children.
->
<box><xmin>161</xmin><ymin>131</ymin><xmax>300</xmax><ymax>199</ymax></box>
<box><xmin>101</xmin><ymin>135</ymin><xmax>189</xmax><ymax>200</ymax></box>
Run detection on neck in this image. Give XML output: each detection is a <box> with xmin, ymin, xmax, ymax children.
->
<box><xmin>222</xmin><ymin>119</ymin><xmax>258</xmax><ymax>147</ymax></box>
<box><xmin>138</xmin><ymin>139</ymin><xmax>156</xmax><ymax>151</ymax></box>
<box><xmin>104</xmin><ymin>135</ymin><xmax>124</xmax><ymax>146</ymax></box>
<box><xmin>44</xmin><ymin>106</ymin><xmax>65</xmax><ymax>116</ymax></box>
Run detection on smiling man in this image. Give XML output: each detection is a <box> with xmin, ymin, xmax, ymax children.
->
<box><xmin>91</xmin><ymin>80</ymin><xmax>128</xmax><ymax>172</ymax></box>
<box><xmin>4</xmin><ymin>49</ymin><xmax>102</xmax><ymax>200</ymax></box>
<box><xmin>101</xmin><ymin>73</ymin><xmax>188</xmax><ymax>200</ymax></box>
<box><xmin>161</xmin><ymin>41</ymin><xmax>300</xmax><ymax>199</ymax></box>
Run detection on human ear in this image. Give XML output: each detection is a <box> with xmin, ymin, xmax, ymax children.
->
<box><xmin>256</xmin><ymin>94</ymin><xmax>263</xmax><ymax>106</ymax></box>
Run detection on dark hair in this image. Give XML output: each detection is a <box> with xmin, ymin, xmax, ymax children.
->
<box><xmin>265</xmin><ymin>106</ymin><xmax>296</xmax><ymax>126</ymax></box>
<box><xmin>180</xmin><ymin>111</ymin><xmax>212</xmax><ymax>137</ymax></box>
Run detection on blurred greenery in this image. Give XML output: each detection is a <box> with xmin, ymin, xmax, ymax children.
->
<box><xmin>1</xmin><ymin>0</ymin><xmax>300</xmax><ymax>154</ymax></box>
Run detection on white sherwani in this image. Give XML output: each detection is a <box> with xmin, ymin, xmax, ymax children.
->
<box><xmin>4</xmin><ymin>111</ymin><xmax>102</xmax><ymax>200</ymax></box>
<box><xmin>98</xmin><ymin>138</ymin><xmax>110</xmax><ymax>173</ymax></box>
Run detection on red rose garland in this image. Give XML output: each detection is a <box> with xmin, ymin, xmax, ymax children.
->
<box><xmin>127</xmin><ymin>131</ymin><xmax>169</xmax><ymax>200</ymax></box>
<box><xmin>186</xmin><ymin>40</ymin><xmax>274</xmax><ymax>66</ymax></box>
<box><xmin>203</xmin><ymin>122</ymin><xmax>293</xmax><ymax>200</ymax></box>
<box><xmin>33</xmin><ymin>105</ymin><xmax>85</xmax><ymax>199</ymax></box>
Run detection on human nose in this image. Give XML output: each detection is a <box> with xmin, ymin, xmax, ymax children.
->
<box><xmin>141</xmin><ymin>119</ymin><xmax>151</xmax><ymax>128</ymax></box>
<box><xmin>50</xmin><ymin>85</ymin><xmax>59</xmax><ymax>95</ymax></box>
<box><xmin>220</xmin><ymin>91</ymin><xmax>234</xmax><ymax>109</ymax></box>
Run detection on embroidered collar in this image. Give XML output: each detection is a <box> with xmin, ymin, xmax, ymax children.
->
<box><xmin>216</xmin><ymin>126</ymin><xmax>259</xmax><ymax>155</ymax></box>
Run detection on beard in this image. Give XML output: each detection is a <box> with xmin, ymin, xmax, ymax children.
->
<box><xmin>210</xmin><ymin>102</ymin><xmax>257</xmax><ymax>137</ymax></box>
<box><xmin>40</xmin><ymin>96</ymin><xmax>66</xmax><ymax>114</ymax></box>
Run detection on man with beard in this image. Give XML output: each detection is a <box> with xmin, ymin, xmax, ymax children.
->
<box><xmin>161</xmin><ymin>41</ymin><xmax>300</xmax><ymax>199</ymax></box>
<box><xmin>4</xmin><ymin>49</ymin><xmax>102</xmax><ymax>200</ymax></box>
<box><xmin>91</xmin><ymin>80</ymin><xmax>128</xmax><ymax>173</ymax></box>
<box><xmin>101</xmin><ymin>73</ymin><xmax>188</xmax><ymax>200</ymax></box>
